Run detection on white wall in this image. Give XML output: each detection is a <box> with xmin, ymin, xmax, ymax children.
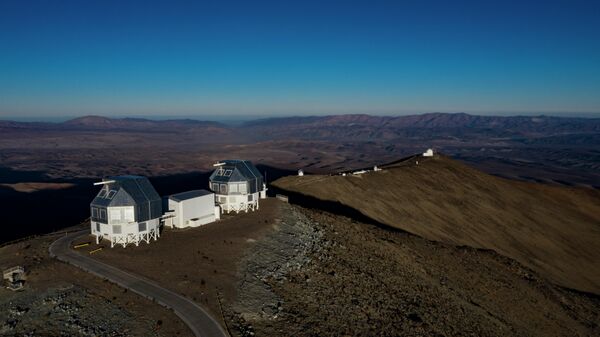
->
<box><xmin>168</xmin><ymin>193</ymin><xmax>216</xmax><ymax>228</ymax></box>
<box><xmin>217</xmin><ymin>192</ymin><xmax>260</xmax><ymax>212</ymax></box>
<box><xmin>91</xmin><ymin>207</ymin><xmax>159</xmax><ymax>237</ymax></box>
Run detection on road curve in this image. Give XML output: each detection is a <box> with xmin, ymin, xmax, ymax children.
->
<box><xmin>49</xmin><ymin>230</ymin><xmax>227</xmax><ymax>337</ymax></box>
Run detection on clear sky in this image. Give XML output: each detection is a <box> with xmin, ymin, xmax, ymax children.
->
<box><xmin>0</xmin><ymin>0</ymin><xmax>599</xmax><ymax>119</ymax></box>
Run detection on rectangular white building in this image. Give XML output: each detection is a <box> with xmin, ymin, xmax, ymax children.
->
<box><xmin>164</xmin><ymin>190</ymin><xmax>218</xmax><ymax>228</ymax></box>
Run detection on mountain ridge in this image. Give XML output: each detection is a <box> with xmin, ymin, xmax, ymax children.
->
<box><xmin>272</xmin><ymin>154</ymin><xmax>600</xmax><ymax>295</ymax></box>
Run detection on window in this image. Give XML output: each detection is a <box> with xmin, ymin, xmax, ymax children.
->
<box><xmin>224</xmin><ymin>169</ymin><xmax>232</xmax><ymax>177</ymax></box>
<box><xmin>124</xmin><ymin>208</ymin><xmax>135</xmax><ymax>222</ymax></box>
<box><xmin>138</xmin><ymin>222</ymin><xmax>147</xmax><ymax>232</ymax></box>
<box><xmin>91</xmin><ymin>207</ymin><xmax>99</xmax><ymax>218</ymax></box>
<box><xmin>220</xmin><ymin>184</ymin><xmax>227</xmax><ymax>194</ymax></box>
<box><xmin>229</xmin><ymin>183</ymin><xmax>238</xmax><ymax>193</ymax></box>
<box><xmin>98</xmin><ymin>189</ymin><xmax>107</xmax><ymax>198</ymax></box>
<box><xmin>216</xmin><ymin>168</ymin><xmax>225</xmax><ymax>176</ymax></box>
<box><xmin>100</xmin><ymin>209</ymin><xmax>107</xmax><ymax>220</ymax></box>
<box><xmin>238</xmin><ymin>183</ymin><xmax>247</xmax><ymax>194</ymax></box>
<box><xmin>248</xmin><ymin>194</ymin><xmax>253</xmax><ymax>202</ymax></box>
<box><xmin>106</xmin><ymin>190</ymin><xmax>117</xmax><ymax>199</ymax></box>
<box><xmin>112</xmin><ymin>225</ymin><xmax>122</xmax><ymax>234</ymax></box>
<box><xmin>109</xmin><ymin>209</ymin><xmax>121</xmax><ymax>222</ymax></box>
<box><xmin>96</xmin><ymin>223</ymin><xmax>100</xmax><ymax>232</ymax></box>
<box><xmin>211</xmin><ymin>183</ymin><xmax>219</xmax><ymax>192</ymax></box>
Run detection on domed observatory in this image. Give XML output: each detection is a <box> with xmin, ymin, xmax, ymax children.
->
<box><xmin>209</xmin><ymin>160</ymin><xmax>266</xmax><ymax>213</ymax></box>
<box><xmin>90</xmin><ymin>175</ymin><xmax>162</xmax><ymax>248</ymax></box>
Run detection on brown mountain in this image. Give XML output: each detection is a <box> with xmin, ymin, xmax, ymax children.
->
<box><xmin>62</xmin><ymin>115</ymin><xmax>227</xmax><ymax>131</ymax></box>
<box><xmin>242</xmin><ymin>113</ymin><xmax>600</xmax><ymax>141</ymax></box>
<box><xmin>272</xmin><ymin>154</ymin><xmax>600</xmax><ymax>294</ymax></box>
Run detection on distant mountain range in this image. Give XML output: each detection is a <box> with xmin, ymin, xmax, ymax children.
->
<box><xmin>2</xmin><ymin>113</ymin><xmax>599</xmax><ymax>141</ymax></box>
<box><xmin>0</xmin><ymin>112</ymin><xmax>598</xmax><ymax>189</ymax></box>
<box><xmin>242</xmin><ymin>113</ymin><xmax>600</xmax><ymax>141</ymax></box>
<box><xmin>0</xmin><ymin>115</ymin><xmax>225</xmax><ymax>131</ymax></box>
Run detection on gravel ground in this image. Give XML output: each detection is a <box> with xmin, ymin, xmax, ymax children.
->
<box><xmin>230</xmin><ymin>203</ymin><xmax>322</xmax><ymax>335</ymax></box>
<box><xmin>0</xmin><ymin>234</ymin><xmax>192</xmax><ymax>337</ymax></box>
<box><xmin>0</xmin><ymin>285</ymin><xmax>161</xmax><ymax>337</ymax></box>
<box><xmin>231</xmin><ymin>204</ymin><xmax>600</xmax><ymax>337</ymax></box>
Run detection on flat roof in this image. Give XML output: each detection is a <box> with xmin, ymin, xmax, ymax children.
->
<box><xmin>168</xmin><ymin>189</ymin><xmax>213</xmax><ymax>202</ymax></box>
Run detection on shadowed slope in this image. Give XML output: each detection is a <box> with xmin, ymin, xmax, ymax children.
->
<box><xmin>273</xmin><ymin>155</ymin><xmax>600</xmax><ymax>294</ymax></box>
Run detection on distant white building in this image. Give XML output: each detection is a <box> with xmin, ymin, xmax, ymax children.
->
<box><xmin>423</xmin><ymin>148</ymin><xmax>434</xmax><ymax>157</ymax></box>
<box><xmin>209</xmin><ymin>160</ymin><xmax>266</xmax><ymax>213</ymax></box>
<box><xmin>298</xmin><ymin>169</ymin><xmax>304</xmax><ymax>176</ymax></box>
<box><xmin>164</xmin><ymin>190</ymin><xmax>219</xmax><ymax>228</ymax></box>
<box><xmin>90</xmin><ymin>175</ymin><xmax>162</xmax><ymax>248</ymax></box>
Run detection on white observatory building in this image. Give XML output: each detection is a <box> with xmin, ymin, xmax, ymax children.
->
<box><xmin>90</xmin><ymin>175</ymin><xmax>163</xmax><ymax>248</ymax></box>
<box><xmin>209</xmin><ymin>160</ymin><xmax>266</xmax><ymax>213</ymax></box>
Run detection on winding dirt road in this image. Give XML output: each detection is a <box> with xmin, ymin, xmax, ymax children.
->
<box><xmin>49</xmin><ymin>230</ymin><xmax>227</xmax><ymax>337</ymax></box>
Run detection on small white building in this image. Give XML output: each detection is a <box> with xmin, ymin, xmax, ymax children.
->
<box><xmin>164</xmin><ymin>190</ymin><xmax>219</xmax><ymax>228</ymax></box>
<box><xmin>209</xmin><ymin>160</ymin><xmax>266</xmax><ymax>213</ymax></box>
<box><xmin>423</xmin><ymin>148</ymin><xmax>434</xmax><ymax>157</ymax></box>
<box><xmin>90</xmin><ymin>175</ymin><xmax>162</xmax><ymax>248</ymax></box>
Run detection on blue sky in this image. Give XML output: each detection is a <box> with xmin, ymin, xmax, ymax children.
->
<box><xmin>0</xmin><ymin>0</ymin><xmax>599</xmax><ymax>119</ymax></box>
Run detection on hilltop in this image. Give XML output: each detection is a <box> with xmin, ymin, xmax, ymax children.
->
<box><xmin>1</xmin><ymin>160</ymin><xmax>599</xmax><ymax>336</ymax></box>
<box><xmin>273</xmin><ymin>154</ymin><xmax>600</xmax><ymax>294</ymax></box>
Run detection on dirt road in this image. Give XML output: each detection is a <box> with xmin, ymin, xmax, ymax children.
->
<box><xmin>49</xmin><ymin>230</ymin><xmax>227</xmax><ymax>337</ymax></box>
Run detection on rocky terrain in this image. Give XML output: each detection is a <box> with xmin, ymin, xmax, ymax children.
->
<box><xmin>0</xmin><ymin>285</ymin><xmax>158</xmax><ymax>337</ymax></box>
<box><xmin>0</xmin><ymin>232</ymin><xmax>192</xmax><ymax>337</ymax></box>
<box><xmin>230</xmin><ymin>203</ymin><xmax>323</xmax><ymax>334</ymax></box>
<box><xmin>229</xmin><ymin>204</ymin><xmax>599</xmax><ymax>337</ymax></box>
<box><xmin>1</xmin><ymin>192</ymin><xmax>597</xmax><ymax>336</ymax></box>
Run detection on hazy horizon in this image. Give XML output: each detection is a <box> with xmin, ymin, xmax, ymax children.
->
<box><xmin>2</xmin><ymin>111</ymin><xmax>600</xmax><ymax>124</ymax></box>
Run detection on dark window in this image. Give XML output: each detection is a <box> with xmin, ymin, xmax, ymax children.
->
<box><xmin>220</xmin><ymin>184</ymin><xmax>227</xmax><ymax>194</ymax></box>
<box><xmin>106</xmin><ymin>190</ymin><xmax>117</xmax><ymax>199</ymax></box>
<box><xmin>96</xmin><ymin>223</ymin><xmax>100</xmax><ymax>232</ymax></box>
<box><xmin>100</xmin><ymin>208</ymin><xmax>107</xmax><ymax>220</ymax></box>
<box><xmin>248</xmin><ymin>194</ymin><xmax>253</xmax><ymax>201</ymax></box>
<box><xmin>138</xmin><ymin>222</ymin><xmax>147</xmax><ymax>232</ymax></box>
<box><xmin>91</xmin><ymin>207</ymin><xmax>98</xmax><ymax>218</ymax></box>
<box><xmin>224</xmin><ymin>169</ymin><xmax>232</xmax><ymax>177</ymax></box>
<box><xmin>98</xmin><ymin>189</ymin><xmax>107</xmax><ymax>198</ymax></box>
